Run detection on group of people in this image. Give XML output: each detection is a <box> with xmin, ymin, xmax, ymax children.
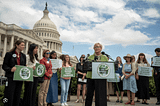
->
<box><xmin>2</xmin><ymin>40</ymin><xmax>160</xmax><ymax>106</ymax></box>
<box><xmin>2</xmin><ymin>40</ymin><xmax>72</xmax><ymax>106</ymax></box>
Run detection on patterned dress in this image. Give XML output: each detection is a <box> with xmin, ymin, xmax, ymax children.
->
<box><xmin>123</xmin><ymin>64</ymin><xmax>138</xmax><ymax>93</ymax></box>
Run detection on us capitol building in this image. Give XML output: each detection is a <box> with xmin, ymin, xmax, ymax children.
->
<box><xmin>0</xmin><ymin>3</ymin><xmax>78</xmax><ymax>76</ymax></box>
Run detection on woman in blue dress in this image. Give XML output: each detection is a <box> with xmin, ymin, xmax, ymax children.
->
<box><xmin>47</xmin><ymin>51</ymin><xmax>58</xmax><ymax>106</ymax></box>
<box><xmin>122</xmin><ymin>54</ymin><xmax>137</xmax><ymax>105</ymax></box>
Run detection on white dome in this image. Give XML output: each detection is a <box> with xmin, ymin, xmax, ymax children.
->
<box><xmin>33</xmin><ymin>8</ymin><xmax>57</xmax><ymax>30</ymax></box>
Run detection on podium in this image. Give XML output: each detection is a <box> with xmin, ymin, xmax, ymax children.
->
<box><xmin>85</xmin><ymin>62</ymin><xmax>116</xmax><ymax>106</ymax></box>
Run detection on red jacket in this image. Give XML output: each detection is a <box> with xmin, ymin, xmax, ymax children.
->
<box><xmin>40</xmin><ymin>57</ymin><xmax>52</xmax><ymax>80</ymax></box>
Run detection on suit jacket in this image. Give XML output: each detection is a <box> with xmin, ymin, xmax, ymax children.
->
<box><xmin>2</xmin><ymin>50</ymin><xmax>26</xmax><ymax>77</ymax></box>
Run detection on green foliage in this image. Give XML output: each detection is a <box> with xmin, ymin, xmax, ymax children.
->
<box><xmin>149</xmin><ymin>76</ymin><xmax>156</xmax><ymax>96</ymax></box>
<box><xmin>0</xmin><ymin>85</ymin><xmax>5</xmax><ymax>106</ymax></box>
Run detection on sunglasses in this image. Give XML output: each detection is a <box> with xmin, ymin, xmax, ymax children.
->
<box><xmin>94</xmin><ymin>46</ymin><xmax>101</xmax><ymax>48</ymax></box>
<box><xmin>46</xmin><ymin>52</ymin><xmax>50</xmax><ymax>54</ymax></box>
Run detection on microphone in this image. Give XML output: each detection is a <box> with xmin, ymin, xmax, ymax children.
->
<box><xmin>94</xmin><ymin>56</ymin><xmax>98</xmax><ymax>61</ymax></box>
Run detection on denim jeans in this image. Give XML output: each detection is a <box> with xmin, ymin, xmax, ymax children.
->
<box><xmin>60</xmin><ymin>78</ymin><xmax>71</xmax><ymax>103</ymax></box>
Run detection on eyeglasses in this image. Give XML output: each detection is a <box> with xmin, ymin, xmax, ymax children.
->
<box><xmin>94</xmin><ymin>46</ymin><xmax>101</xmax><ymax>48</ymax></box>
<box><xmin>46</xmin><ymin>52</ymin><xmax>50</xmax><ymax>54</ymax></box>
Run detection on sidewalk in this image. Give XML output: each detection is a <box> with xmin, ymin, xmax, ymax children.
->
<box><xmin>51</xmin><ymin>95</ymin><xmax>157</xmax><ymax>106</ymax></box>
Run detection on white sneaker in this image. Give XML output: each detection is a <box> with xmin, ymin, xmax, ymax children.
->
<box><xmin>61</xmin><ymin>103</ymin><xmax>65</xmax><ymax>106</ymax></box>
<box><xmin>64</xmin><ymin>102</ymin><xmax>68</xmax><ymax>106</ymax></box>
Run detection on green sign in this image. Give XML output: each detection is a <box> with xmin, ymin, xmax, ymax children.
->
<box><xmin>61</xmin><ymin>67</ymin><xmax>75</xmax><ymax>77</ymax></box>
<box><xmin>13</xmin><ymin>65</ymin><xmax>33</xmax><ymax>81</ymax></box>
<box><xmin>138</xmin><ymin>66</ymin><xmax>153</xmax><ymax>77</ymax></box>
<box><xmin>34</xmin><ymin>63</ymin><xmax>46</xmax><ymax>77</ymax></box>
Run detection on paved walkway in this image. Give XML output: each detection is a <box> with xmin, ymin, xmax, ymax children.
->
<box><xmin>51</xmin><ymin>95</ymin><xmax>157</xmax><ymax>106</ymax></box>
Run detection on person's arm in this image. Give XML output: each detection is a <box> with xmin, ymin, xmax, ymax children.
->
<box><xmin>129</xmin><ymin>63</ymin><xmax>136</xmax><ymax>76</ymax></box>
<box><xmin>2</xmin><ymin>52</ymin><xmax>13</xmax><ymax>72</ymax></box>
<box><xmin>40</xmin><ymin>59</ymin><xmax>50</xmax><ymax>77</ymax></box>
<box><xmin>122</xmin><ymin>63</ymin><xmax>126</xmax><ymax>76</ymax></box>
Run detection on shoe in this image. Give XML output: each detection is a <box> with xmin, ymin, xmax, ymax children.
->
<box><xmin>64</xmin><ymin>102</ymin><xmax>68</xmax><ymax>106</ymax></box>
<box><xmin>116</xmin><ymin>99</ymin><xmax>119</xmax><ymax>103</ymax></box>
<box><xmin>131</xmin><ymin>102</ymin><xmax>135</xmax><ymax>105</ymax></box>
<box><xmin>82</xmin><ymin>99</ymin><xmax>84</xmax><ymax>103</ymax></box>
<box><xmin>125</xmin><ymin>101</ymin><xmax>131</xmax><ymax>104</ymax></box>
<box><xmin>61</xmin><ymin>103</ymin><xmax>65</xmax><ymax>106</ymax></box>
<box><xmin>136</xmin><ymin>100</ymin><xmax>140</xmax><ymax>102</ymax></box>
<box><xmin>75</xmin><ymin>99</ymin><xmax>79</xmax><ymax>103</ymax></box>
<box><xmin>142</xmin><ymin>101</ymin><xmax>145</xmax><ymax>104</ymax></box>
<box><xmin>120</xmin><ymin>100</ymin><xmax>123</xmax><ymax>103</ymax></box>
<box><xmin>107</xmin><ymin>99</ymin><xmax>110</xmax><ymax>102</ymax></box>
<box><xmin>156</xmin><ymin>101</ymin><xmax>160</xmax><ymax>105</ymax></box>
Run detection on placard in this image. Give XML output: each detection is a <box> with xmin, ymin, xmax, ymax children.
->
<box><xmin>14</xmin><ymin>65</ymin><xmax>33</xmax><ymax>81</ymax></box>
<box><xmin>138</xmin><ymin>66</ymin><xmax>153</xmax><ymax>77</ymax></box>
<box><xmin>92</xmin><ymin>62</ymin><xmax>115</xmax><ymax>79</ymax></box>
<box><xmin>107</xmin><ymin>73</ymin><xmax>120</xmax><ymax>82</ymax></box>
<box><xmin>61</xmin><ymin>67</ymin><xmax>75</xmax><ymax>77</ymax></box>
<box><xmin>34</xmin><ymin>63</ymin><xmax>46</xmax><ymax>77</ymax></box>
<box><xmin>152</xmin><ymin>57</ymin><xmax>160</xmax><ymax>67</ymax></box>
<box><xmin>50</xmin><ymin>59</ymin><xmax>62</xmax><ymax>69</ymax></box>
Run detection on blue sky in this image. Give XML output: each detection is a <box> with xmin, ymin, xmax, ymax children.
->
<box><xmin>0</xmin><ymin>0</ymin><xmax>160</xmax><ymax>63</ymax></box>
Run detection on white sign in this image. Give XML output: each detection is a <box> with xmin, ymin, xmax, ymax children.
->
<box><xmin>50</xmin><ymin>59</ymin><xmax>62</xmax><ymax>69</ymax></box>
<box><xmin>152</xmin><ymin>57</ymin><xmax>160</xmax><ymax>67</ymax></box>
<box><xmin>107</xmin><ymin>73</ymin><xmax>120</xmax><ymax>82</ymax></box>
<box><xmin>138</xmin><ymin>66</ymin><xmax>153</xmax><ymax>77</ymax></box>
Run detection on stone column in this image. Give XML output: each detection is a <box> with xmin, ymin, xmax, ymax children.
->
<box><xmin>55</xmin><ymin>43</ymin><xmax>56</xmax><ymax>51</ymax></box>
<box><xmin>48</xmin><ymin>42</ymin><xmax>50</xmax><ymax>50</ymax></box>
<box><xmin>25</xmin><ymin>41</ymin><xmax>28</xmax><ymax>55</ymax></box>
<box><xmin>3</xmin><ymin>36</ymin><xmax>7</xmax><ymax>57</ymax></box>
<box><xmin>0</xmin><ymin>34</ymin><xmax>1</xmax><ymax>49</ymax></box>
<box><xmin>40</xmin><ymin>46</ymin><xmax>43</xmax><ymax>59</ymax></box>
<box><xmin>52</xmin><ymin>42</ymin><xmax>54</xmax><ymax>50</ymax></box>
<box><xmin>10</xmin><ymin>36</ymin><xmax>14</xmax><ymax>49</ymax></box>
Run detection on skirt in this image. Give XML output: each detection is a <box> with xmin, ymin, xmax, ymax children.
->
<box><xmin>138</xmin><ymin>76</ymin><xmax>150</xmax><ymax>99</ymax></box>
<box><xmin>123</xmin><ymin>75</ymin><xmax>138</xmax><ymax>93</ymax></box>
<box><xmin>46</xmin><ymin>72</ymin><xmax>58</xmax><ymax>103</ymax></box>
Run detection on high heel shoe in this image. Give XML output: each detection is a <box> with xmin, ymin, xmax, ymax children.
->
<box><xmin>75</xmin><ymin>99</ymin><xmax>79</xmax><ymax>103</ymax></box>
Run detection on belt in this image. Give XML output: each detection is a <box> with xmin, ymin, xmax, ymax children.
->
<box><xmin>125</xmin><ymin>72</ymin><xmax>131</xmax><ymax>74</ymax></box>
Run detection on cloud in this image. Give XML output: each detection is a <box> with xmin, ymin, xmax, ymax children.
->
<box><xmin>143</xmin><ymin>8</ymin><xmax>160</xmax><ymax>18</ymax></box>
<box><xmin>0</xmin><ymin>0</ymin><xmax>159</xmax><ymax>47</ymax></box>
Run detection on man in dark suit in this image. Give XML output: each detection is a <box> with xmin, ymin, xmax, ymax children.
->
<box><xmin>151</xmin><ymin>48</ymin><xmax>160</xmax><ymax>105</ymax></box>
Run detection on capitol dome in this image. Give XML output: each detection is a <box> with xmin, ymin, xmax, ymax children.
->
<box><xmin>33</xmin><ymin>4</ymin><xmax>57</xmax><ymax>31</ymax></box>
<box><xmin>33</xmin><ymin>2</ymin><xmax>62</xmax><ymax>56</ymax></box>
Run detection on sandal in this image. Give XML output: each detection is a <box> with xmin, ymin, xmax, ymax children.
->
<box><xmin>75</xmin><ymin>99</ymin><xmax>79</xmax><ymax>103</ymax></box>
<box><xmin>125</xmin><ymin>101</ymin><xmax>131</xmax><ymax>104</ymax></box>
<box><xmin>131</xmin><ymin>102</ymin><xmax>135</xmax><ymax>105</ymax></box>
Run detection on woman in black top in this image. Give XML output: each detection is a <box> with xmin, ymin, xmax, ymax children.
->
<box><xmin>2</xmin><ymin>40</ymin><xmax>26</xmax><ymax>106</ymax></box>
<box><xmin>75</xmin><ymin>54</ymin><xmax>87</xmax><ymax>103</ymax></box>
